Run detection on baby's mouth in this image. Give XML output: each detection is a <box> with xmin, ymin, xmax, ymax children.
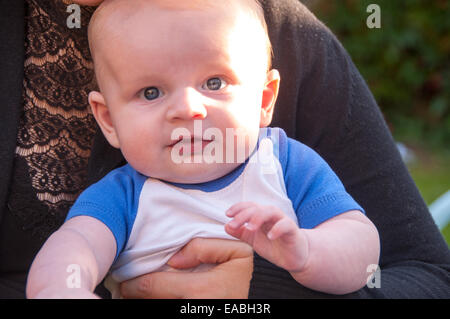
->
<box><xmin>169</xmin><ymin>136</ymin><xmax>215</xmax><ymax>154</ymax></box>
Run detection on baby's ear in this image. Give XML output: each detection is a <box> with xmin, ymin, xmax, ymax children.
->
<box><xmin>88</xmin><ymin>91</ymin><xmax>120</xmax><ymax>149</ymax></box>
<box><xmin>260</xmin><ymin>69</ymin><xmax>280</xmax><ymax>128</ymax></box>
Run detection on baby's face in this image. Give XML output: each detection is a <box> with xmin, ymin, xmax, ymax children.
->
<box><xmin>90</xmin><ymin>1</ymin><xmax>279</xmax><ymax>183</ymax></box>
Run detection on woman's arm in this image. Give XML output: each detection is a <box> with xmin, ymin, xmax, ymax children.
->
<box><xmin>249</xmin><ymin>0</ymin><xmax>450</xmax><ymax>298</ymax></box>
<box><xmin>26</xmin><ymin>216</ymin><xmax>116</xmax><ymax>298</ymax></box>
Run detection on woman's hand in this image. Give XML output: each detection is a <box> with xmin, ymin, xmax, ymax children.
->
<box><xmin>119</xmin><ymin>238</ymin><xmax>253</xmax><ymax>299</ymax></box>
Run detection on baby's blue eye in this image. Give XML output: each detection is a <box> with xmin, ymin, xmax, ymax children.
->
<box><xmin>203</xmin><ymin>77</ymin><xmax>227</xmax><ymax>91</ymax></box>
<box><xmin>143</xmin><ymin>87</ymin><xmax>161</xmax><ymax>100</ymax></box>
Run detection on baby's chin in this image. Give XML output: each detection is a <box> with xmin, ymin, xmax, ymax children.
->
<box><xmin>150</xmin><ymin>162</ymin><xmax>242</xmax><ymax>185</ymax></box>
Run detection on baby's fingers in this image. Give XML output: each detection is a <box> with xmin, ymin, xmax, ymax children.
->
<box><xmin>267</xmin><ymin>218</ymin><xmax>298</xmax><ymax>241</ymax></box>
<box><xmin>244</xmin><ymin>205</ymin><xmax>285</xmax><ymax>232</ymax></box>
<box><xmin>226</xmin><ymin>205</ymin><xmax>260</xmax><ymax>230</ymax></box>
<box><xmin>226</xmin><ymin>202</ymin><xmax>258</xmax><ymax>218</ymax></box>
<box><xmin>228</xmin><ymin>205</ymin><xmax>285</xmax><ymax>234</ymax></box>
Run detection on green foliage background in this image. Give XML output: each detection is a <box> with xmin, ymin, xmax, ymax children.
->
<box><xmin>306</xmin><ymin>0</ymin><xmax>450</xmax><ymax>148</ymax></box>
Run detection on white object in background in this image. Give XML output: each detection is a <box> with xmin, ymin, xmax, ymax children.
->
<box><xmin>396</xmin><ymin>142</ymin><xmax>416</xmax><ymax>164</ymax></box>
<box><xmin>429</xmin><ymin>190</ymin><xmax>450</xmax><ymax>230</ymax></box>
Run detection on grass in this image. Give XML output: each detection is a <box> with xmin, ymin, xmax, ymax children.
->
<box><xmin>403</xmin><ymin>141</ymin><xmax>450</xmax><ymax>246</ymax></box>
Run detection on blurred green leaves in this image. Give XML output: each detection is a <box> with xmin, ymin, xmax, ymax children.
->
<box><xmin>308</xmin><ymin>0</ymin><xmax>450</xmax><ymax>148</ymax></box>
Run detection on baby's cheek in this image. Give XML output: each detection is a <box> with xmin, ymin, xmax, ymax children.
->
<box><xmin>120</xmin><ymin>143</ymin><xmax>148</xmax><ymax>172</ymax></box>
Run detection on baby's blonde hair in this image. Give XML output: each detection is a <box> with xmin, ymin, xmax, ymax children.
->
<box><xmin>89</xmin><ymin>0</ymin><xmax>273</xmax><ymax>82</ymax></box>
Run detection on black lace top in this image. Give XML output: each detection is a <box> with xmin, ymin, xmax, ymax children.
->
<box><xmin>0</xmin><ymin>0</ymin><xmax>97</xmax><ymax>286</ymax></box>
<box><xmin>10</xmin><ymin>0</ymin><xmax>97</xmax><ymax>237</ymax></box>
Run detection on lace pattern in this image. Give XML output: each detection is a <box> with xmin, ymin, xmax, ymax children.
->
<box><xmin>8</xmin><ymin>0</ymin><xmax>97</xmax><ymax>238</ymax></box>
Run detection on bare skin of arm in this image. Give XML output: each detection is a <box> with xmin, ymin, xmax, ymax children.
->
<box><xmin>226</xmin><ymin>203</ymin><xmax>380</xmax><ymax>294</ymax></box>
<box><xmin>121</xmin><ymin>208</ymin><xmax>379</xmax><ymax>298</ymax></box>
<box><xmin>26</xmin><ymin>216</ymin><xmax>116</xmax><ymax>299</ymax></box>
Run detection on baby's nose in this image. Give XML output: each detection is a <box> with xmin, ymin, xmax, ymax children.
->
<box><xmin>166</xmin><ymin>88</ymin><xmax>207</xmax><ymax>121</ymax></box>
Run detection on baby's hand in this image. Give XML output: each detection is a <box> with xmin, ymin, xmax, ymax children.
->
<box><xmin>225</xmin><ymin>202</ymin><xmax>309</xmax><ymax>273</ymax></box>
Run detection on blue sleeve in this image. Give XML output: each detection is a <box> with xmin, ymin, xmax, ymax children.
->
<box><xmin>274</xmin><ymin>128</ymin><xmax>365</xmax><ymax>229</ymax></box>
<box><xmin>65</xmin><ymin>164</ymin><xmax>146</xmax><ymax>260</ymax></box>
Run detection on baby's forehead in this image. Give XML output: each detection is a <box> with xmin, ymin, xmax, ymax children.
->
<box><xmin>90</xmin><ymin>0</ymin><xmax>265</xmax><ymax>39</ymax></box>
<box><xmin>89</xmin><ymin>0</ymin><xmax>271</xmax><ymax>77</ymax></box>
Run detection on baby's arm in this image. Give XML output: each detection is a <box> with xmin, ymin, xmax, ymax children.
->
<box><xmin>26</xmin><ymin>216</ymin><xmax>116</xmax><ymax>298</ymax></box>
<box><xmin>225</xmin><ymin>202</ymin><xmax>380</xmax><ymax>295</ymax></box>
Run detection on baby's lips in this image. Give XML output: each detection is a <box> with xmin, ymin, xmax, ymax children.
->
<box><xmin>168</xmin><ymin>137</ymin><xmax>183</xmax><ymax>147</ymax></box>
<box><xmin>168</xmin><ymin>135</ymin><xmax>214</xmax><ymax>146</ymax></box>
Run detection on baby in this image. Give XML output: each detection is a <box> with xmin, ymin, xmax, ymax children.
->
<box><xmin>27</xmin><ymin>0</ymin><xmax>379</xmax><ymax>298</ymax></box>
